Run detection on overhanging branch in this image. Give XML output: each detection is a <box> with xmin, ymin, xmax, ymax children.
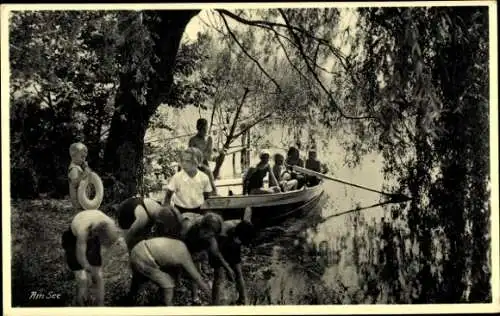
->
<box><xmin>278</xmin><ymin>9</ymin><xmax>375</xmax><ymax>121</ymax></box>
<box><xmin>219</xmin><ymin>14</ymin><xmax>281</xmax><ymax>93</ymax></box>
<box><xmin>217</xmin><ymin>9</ymin><xmax>354</xmax><ymax>76</ymax></box>
<box><xmin>233</xmin><ymin>111</ymin><xmax>274</xmax><ymax>139</ymax></box>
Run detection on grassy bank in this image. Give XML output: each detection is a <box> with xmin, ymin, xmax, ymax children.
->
<box><xmin>10</xmin><ymin>198</ymin><xmax>338</xmax><ymax>306</ymax></box>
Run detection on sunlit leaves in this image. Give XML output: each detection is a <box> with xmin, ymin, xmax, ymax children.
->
<box><xmin>352</xmin><ymin>6</ymin><xmax>490</xmax><ymax>302</ymax></box>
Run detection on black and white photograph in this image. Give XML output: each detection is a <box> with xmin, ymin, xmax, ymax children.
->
<box><xmin>2</xmin><ymin>1</ymin><xmax>498</xmax><ymax>313</ymax></box>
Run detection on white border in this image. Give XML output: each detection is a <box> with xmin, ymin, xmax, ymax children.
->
<box><xmin>1</xmin><ymin>1</ymin><xmax>498</xmax><ymax>315</ymax></box>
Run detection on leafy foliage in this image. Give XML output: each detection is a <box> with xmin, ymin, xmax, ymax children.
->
<box><xmin>10</xmin><ymin>11</ymin><xmax>209</xmax><ymax>198</ymax></box>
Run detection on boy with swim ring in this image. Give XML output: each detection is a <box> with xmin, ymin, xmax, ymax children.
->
<box><xmin>68</xmin><ymin>142</ymin><xmax>91</xmax><ymax>212</ymax></box>
<box><xmin>61</xmin><ymin>209</ymin><xmax>122</xmax><ymax>306</ymax></box>
<box><xmin>68</xmin><ymin>142</ymin><xmax>103</xmax><ymax>211</ymax></box>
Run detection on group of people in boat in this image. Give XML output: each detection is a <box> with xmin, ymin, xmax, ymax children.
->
<box><xmin>61</xmin><ymin>118</ymin><xmax>325</xmax><ymax>307</ymax></box>
<box><xmin>243</xmin><ymin>145</ymin><xmax>326</xmax><ymax>195</ymax></box>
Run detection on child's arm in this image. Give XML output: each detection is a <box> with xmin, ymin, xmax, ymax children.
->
<box><xmin>163</xmin><ymin>173</ymin><xmax>178</xmax><ymax>206</ymax></box>
<box><xmin>75</xmin><ymin>229</ymin><xmax>92</xmax><ymax>271</ymax></box>
<box><xmin>208</xmin><ymin>237</ymin><xmax>235</xmax><ymax>281</ymax></box>
<box><xmin>267</xmin><ymin>165</ymin><xmax>281</xmax><ymax>192</ymax></box>
<box><xmin>205</xmin><ymin>136</ymin><xmax>213</xmax><ymax>161</ymax></box>
<box><xmin>188</xmin><ymin>136</ymin><xmax>196</xmax><ymax>148</ymax></box>
<box><xmin>242</xmin><ymin>168</ymin><xmax>255</xmax><ymax>195</ymax></box>
<box><xmin>68</xmin><ymin>166</ymin><xmax>88</xmax><ymax>188</ymax></box>
<box><xmin>163</xmin><ymin>189</ymin><xmax>174</xmax><ymax>207</ymax></box>
<box><xmin>202</xmin><ymin>174</ymin><xmax>214</xmax><ymax>199</ymax></box>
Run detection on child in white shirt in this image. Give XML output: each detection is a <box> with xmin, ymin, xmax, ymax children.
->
<box><xmin>163</xmin><ymin>147</ymin><xmax>213</xmax><ymax>214</ymax></box>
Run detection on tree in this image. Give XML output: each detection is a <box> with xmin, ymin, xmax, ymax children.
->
<box><xmin>9</xmin><ymin>11</ymin><xmax>210</xmax><ymax>198</ymax></box>
<box><xmin>100</xmin><ymin>7</ymin><xmax>389</xmax><ymax>199</ymax></box>
<box><xmin>348</xmin><ymin>6</ymin><xmax>491</xmax><ymax>302</ymax></box>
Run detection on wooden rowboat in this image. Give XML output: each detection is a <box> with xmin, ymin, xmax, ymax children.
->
<box><xmin>202</xmin><ymin>183</ymin><xmax>325</xmax><ymax>228</ymax></box>
<box><xmin>152</xmin><ymin>179</ymin><xmax>324</xmax><ymax>228</ymax></box>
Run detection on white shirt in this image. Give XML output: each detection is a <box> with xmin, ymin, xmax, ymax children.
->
<box><xmin>167</xmin><ymin>170</ymin><xmax>212</xmax><ymax>209</ymax></box>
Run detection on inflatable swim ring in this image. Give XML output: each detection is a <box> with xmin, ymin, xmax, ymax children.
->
<box><xmin>78</xmin><ymin>171</ymin><xmax>104</xmax><ymax>210</ymax></box>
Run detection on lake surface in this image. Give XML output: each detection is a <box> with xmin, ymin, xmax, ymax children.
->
<box><xmin>240</xmin><ymin>153</ymin><xmax>398</xmax><ymax>305</ymax></box>
<box><xmin>146</xmin><ymin>109</ymin><xmax>420</xmax><ymax>304</ymax></box>
<box><xmin>193</xmin><ymin>144</ymin><xmax>405</xmax><ymax>305</ymax></box>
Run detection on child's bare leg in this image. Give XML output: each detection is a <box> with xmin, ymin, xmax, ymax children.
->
<box><xmin>191</xmin><ymin>261</ymin><xmax>202</xmax><ymax>304</ymax></box>
<box><xmin>233</xmin><ymin>264</ymin><xmax>247</xmax><ymax>305</ymax></box>
<box><xmin>287</xmin><ymin>180</ymin><xmax>298</xmax><ymax>191</ymax></box>
<box><xmin>75</xmin><ymin>270</ymin><xmax>89</xmax><ymax>306</ymax></box>
<box><xmin>211</xmin><ymin>267</ymin><xmax>224</xmax><ymax>305</ymax></box>
<box><xmin>162</xmin><ymin>288</ymin><xmax>175</xmax><ymax>306</ymax></box>
<box><xmin>89</xmin><ymin>266</ymin><xmax>105</xmax><ymax>306</ymax></box>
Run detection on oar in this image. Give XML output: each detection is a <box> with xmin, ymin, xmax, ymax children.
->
<box><xmin>288</xmin><ymin>165</ymin><xmax>412</xmax><ymax>202</ymax></box>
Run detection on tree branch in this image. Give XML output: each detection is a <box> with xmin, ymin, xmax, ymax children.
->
<box><xmin>274</xmin><ymin>33</ymin><xmax>312</xmax><ymax>88</ymax></box>
<box><xmin>219</xmin><ymin>14</ymin><xmax>281</xmax><ymax>93</ymax></box>
<box><xmin>217</xmin><ymin>9</ymin><xmax>354</xmax><ymax>75</ymax></box>
<box><xmin>217</xmin><ymin>9</ymin><xmax>331</xmax><ymax>46</ymax></box>
<box><xmin>224</xmin><ymin>87</ymin><xmax>250</xmax><ymax>147</ymax></box>
<box><xmin>278</xmin><ymin>9</ymin><xmax>375</xmax><ymax>121</ymax></box>
<box><xmin>233</xmin><ymin>111</ymin><xmax>274</xmax><ymax>139</ymax></box>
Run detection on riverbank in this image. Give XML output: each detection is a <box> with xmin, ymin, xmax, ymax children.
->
<box><xmin>10</xmin><ymin>198</ymin><xmax>341</xmax><ymax>307</ymax></box>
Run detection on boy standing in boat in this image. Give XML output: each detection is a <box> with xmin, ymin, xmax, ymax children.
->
<box><xmin>188</xmin><ymin>118</ymin><xmax>218</xmax><ymax>194</ymax></box>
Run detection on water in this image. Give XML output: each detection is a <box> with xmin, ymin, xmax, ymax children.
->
<box><xmin>204</xmin><ymin>146</ymin><xmax>402</xmax><ymax>305</ymax></box>
<box><xmin>144</xmin><ymin>109</ymin><xmax>423</xmax><ymax>304</ymax></box>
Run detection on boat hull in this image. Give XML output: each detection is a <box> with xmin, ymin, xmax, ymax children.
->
<box><xmin>202</xmin><ymin>184</ymin><xmax>324</xmax><ymax>228</ymax></box>
<box><xmin>150</xmin><ymin>182</ymin><xmax>325</xmax><ymax>228</ymax></box>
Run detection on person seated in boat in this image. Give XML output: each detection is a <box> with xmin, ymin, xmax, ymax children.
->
<box><xmin>127</xmin><ymin>236</ymin><xmax>212</xmax><ymax>306</ymax></box>
<box><xmin>179</xmin><ymin>211</ymin><xmax>236</xmax><ymax>305</ymax></box>
<box><xmin>163</xmin><ymin>147</ymin><xmax>213</xmax><ymax>215</ymax></box>
<box><xmin>116</xmin><ymin>196</ymin><xmax>184</xmax><ymax>251</ymax></box>
<box><xmin>210</xmin><ymin>207</ymin><xmax>256</xmax><ymax>305</ymax></box>
<box><xmin>285</xmin><ymin>146</ymin><xmax>306</xmax><ymax>189</ymax></box>
<box><xmin>61</xmin><ymin>209</ymin><xmax>123</xmax><ymax>306</ymax></box>
<box><xmin>242</xmin><ymin>149</ymin><xmax>281</xmax><ymax>195</ymax></box>
<box><xmin>270</xmin><ymin>153</ymin><xmax>298</xmax><ymax>192</ymax></box>
<box><xmin>188</xmin><ymin>118</ymin><xmax>218</xmax><ymax>194</ymax></box>
<box><xmin>305</xmin><ymin>149</ymin><xmax>323</xmax><ymax>187</ymax></box>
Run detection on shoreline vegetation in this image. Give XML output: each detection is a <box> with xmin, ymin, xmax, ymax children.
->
<box><xmin>11</xmin><ymin>198</ymin><xmax>343</xmax><ymax>307</ymax></box>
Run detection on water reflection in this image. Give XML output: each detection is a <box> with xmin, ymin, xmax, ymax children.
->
<box><xmin>240</xmin><ymin>178</ymin><xmax>411</xmax><ymax>305</ymax></box>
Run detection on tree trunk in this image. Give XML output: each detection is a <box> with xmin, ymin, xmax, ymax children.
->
<box><xmin>103</xmin><ymin>10</ymin><xmax>199</xmax><ymax>203</ymax></box>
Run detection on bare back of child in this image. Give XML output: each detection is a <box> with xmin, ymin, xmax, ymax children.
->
<box><xmin>61</xmin><ymin>209</ymin><xmax>122</xmax><ymax>306</ymax></box>
<box><xmin>128</xmin><ymin>237</ymin><xmax>211</xmax><ymax>306</ymax></box>
<box><xmin>116</xmin><ymin>196</ymin><xmax>184</xmax><ymax>251</ymax></box>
